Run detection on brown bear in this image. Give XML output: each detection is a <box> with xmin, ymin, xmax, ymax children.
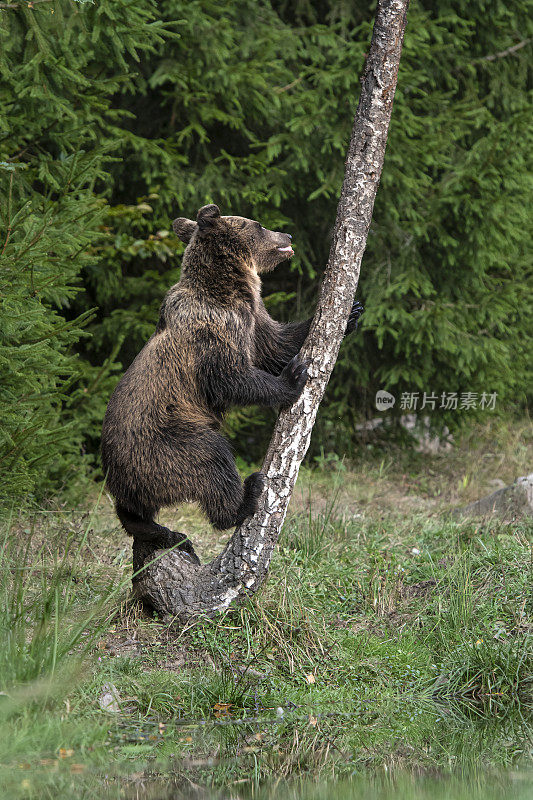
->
<box><xmin>101</xmin><ymin>204</ymin><xmax>363</xmax><ymax>565</ymax></box>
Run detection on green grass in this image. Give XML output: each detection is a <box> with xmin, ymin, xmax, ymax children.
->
<box><xmin>0</xmin><ymin>426</ymin><xmax>532</xmax><ymax>798</ymax></box>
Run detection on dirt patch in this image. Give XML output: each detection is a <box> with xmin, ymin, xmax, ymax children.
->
<box><xmin>400</xmin><ymin>579</ymin><xmax>437</xmax><ymax>599</ymax></box>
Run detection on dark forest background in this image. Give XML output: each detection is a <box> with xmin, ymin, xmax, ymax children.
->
<box><xmin>1</xmin><ymin>0</ymin><xmax>531</xmax><ymax>500</ymax></box>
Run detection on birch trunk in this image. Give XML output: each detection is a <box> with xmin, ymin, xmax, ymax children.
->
<box><xmin>133</xmin><ymin>0</ymin><xmax>410</xmax><ymax>622</ymax></box>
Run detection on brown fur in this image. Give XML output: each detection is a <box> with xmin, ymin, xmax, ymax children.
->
<box><xmin>102</xmin><ymin>204</ymin><xmax>363</xmax><ymax>564</ymax></box>
<box><xmin>101</xmin><ymin>205</ymin><xmax>308</xmax><ymax>562</ymax></box>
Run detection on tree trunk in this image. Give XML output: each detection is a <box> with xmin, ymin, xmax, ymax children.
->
<box><xmin>133</xmin><ymin>0</ymin><xmax>410</xmax><ymax>623</ymax></box>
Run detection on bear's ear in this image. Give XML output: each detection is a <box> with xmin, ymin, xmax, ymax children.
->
<box><xmin>172</xmin><ymin>217</ymin><xmax>196</xmax><ymax>244</ymax></box>
<box><xmin>196</xmin><ymin>204</ymin><xmax>221</xmax><ymax>233</ymax></box>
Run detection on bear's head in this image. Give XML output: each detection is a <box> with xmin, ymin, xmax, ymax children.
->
<box><xmin>172</xmin><ymin>204</ymin><xmax>294</xmax><ymax>274</ymax></box>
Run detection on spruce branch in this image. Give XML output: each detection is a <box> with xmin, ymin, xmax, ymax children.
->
<box><xmin>0</xmin><ymin>0</ymin><xmax>53</xmax><ymax>9</ymax></box>
<box><xmin>481</xmin><ymin>37</ymin><xmax>532</xmax><ymax>61</ymax></box>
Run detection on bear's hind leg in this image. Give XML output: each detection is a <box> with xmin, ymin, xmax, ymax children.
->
<box><xmin>196</xmin><ymin>435</ymin><xmax>264</xmax><ymax>530</ymax></box>
<box><xmin>116</xmin><ymin>505</ymin><xmax>201</xmax><ymax>566</ymax></box>
<box><xmin>235</xmin><ymin>472</ymin><xmax>265</xmax><ymax>526</ymax></box>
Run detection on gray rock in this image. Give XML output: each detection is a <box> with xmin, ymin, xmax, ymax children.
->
<box><xmin>456</xmin><ymin>473</ymin><xmax>533</xmax><ymax>519</ymax></box>
<box><xmin>98</xmin><ymin>682</ymin><xmax>121</xmax><ymax>713</ymax></box>
<box><xmin>355</xmin><ymin>414</ymin><xmax>454</xmax><ymax>453</ymax></box>
<box><xmin>487</xmin><ymin>478</ymin><xmax>506</xmax><ymax>490</ymax></box>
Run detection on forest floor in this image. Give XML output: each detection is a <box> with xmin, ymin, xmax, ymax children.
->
<box><xmin>1</xmin><ymin>418</ymin><xmax>532</xmax><ymax>799</ymax></box>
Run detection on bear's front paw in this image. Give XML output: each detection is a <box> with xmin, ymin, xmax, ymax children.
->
<box><xmin>345</xmin><ymin>300</ymin><xmax>364</xmax><ymax>335</ymax></box>
<box><xmin>280</xmin><ymin>354</ymin><xmax>308</xmax><ymax>407</ymax></box>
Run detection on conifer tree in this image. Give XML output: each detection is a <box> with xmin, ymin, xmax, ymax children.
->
<box><xmin>0</xmin><ymin>0</ymin><xmax>169</xmax><ymax>498</ymax></box>
<box><xmin>1</xmin><ymin>0</ymin><xmax>531</xmax><ymax>500</ymax></box>
<box><xmin>84</xmin><ymin>0</ymin><xmax>531</xmax><ymax>453</ymax></box>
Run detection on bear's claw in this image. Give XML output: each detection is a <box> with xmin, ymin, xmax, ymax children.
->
<box><xmin>281</xmin><ymin>354</ymin><xmax>308</xmax><ymax>405</ymax></box>
<box><xmin>346</xmin><ymin>300</ymin><xmax>364</xmax><ymax>335</ymax></box>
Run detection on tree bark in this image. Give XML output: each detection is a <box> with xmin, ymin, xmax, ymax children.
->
<box><xmin>133</xmin><ymin>0</ymin><xmax>410</xmax><ymax>623</ymax></box>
